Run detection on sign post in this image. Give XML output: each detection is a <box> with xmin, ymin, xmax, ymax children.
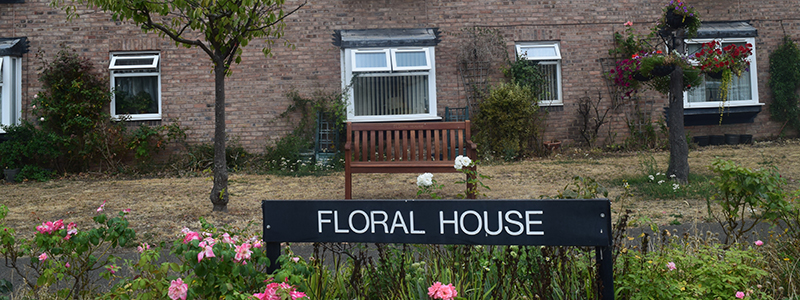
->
<box><xmin>263</xmin><ymin>199</ymin><xmax>613</xmax><ymax>299</ymax></box>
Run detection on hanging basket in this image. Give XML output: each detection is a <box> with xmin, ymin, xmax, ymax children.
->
<box><xmin>665</xmin><ymin>10</ymin><xmax>689</xmax><ymax>29</ymax></box>
<box><xmin>706</xmin><ymin>70</ymin><xmax>724</xmax><ymax>79</ymax></box>
<box><xmin>651</xmin><ymin>65</ymin><xmax>676</xmax><ymax>77</ymax></box>
<box><xmin>633</xmin><ymin>72</ymin><xmax>652</xmax><ymax>82</ymax></box>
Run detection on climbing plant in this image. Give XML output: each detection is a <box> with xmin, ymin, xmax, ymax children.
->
<box><xmin>769</xmin><ymin>36</ymin><xmax>800</xmax><ymax>135</ymax></box>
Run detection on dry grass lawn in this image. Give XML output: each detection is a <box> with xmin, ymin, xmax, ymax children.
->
<box><xmin>3</xmin><ymin>139</ymin><xmax>800</xmax><ymax>244</ymax></box>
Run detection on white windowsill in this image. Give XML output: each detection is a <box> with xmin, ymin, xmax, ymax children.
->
<box><xmin>684</xmin><ymin>102</ymin><xmax>764</xmax><ymax>109</ymax></box>
<box><xmin>347</xmin><ymin>115</ymin><xmax>442</xmax><ymax>123</ymax></box>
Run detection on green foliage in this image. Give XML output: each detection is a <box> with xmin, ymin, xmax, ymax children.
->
<box><xmin>18</xmin><ymin>165</ymin><xmax>57</xmax><ymax>182</ymax></box>
<box><xmin>473</xmin><ymin>83</ymin><xmax>545</xmax><ymax>161</ymax></box>
<box><xmin>0</xmin><ymin>204</ymin><xmax>135</xmax><ymax>299</ymax></box>
<box><xmin>263</xmin><ymin>90</ymin><xmax>348</xmax><ymax>175</ymax></box>
<box><xmin>289</xmin><ymin>243</ymin><xmax>597</xmax><ymax>300</ymax></box>
<box><xmin>549</xmin><ymin>176</ymin><xmax>609</xmax><ymax>199</ymax></box>
<box><xmin>34</xmin><ymin>48</ymin><xmax>110</xmax><ymax>137</ymax></box>
<box><xmin>769</xmin><ymin>36</ymin><xmax>800</xmax><ymax>135</ymax></box>
<box><xmin>503</xmin><ymin>55</ymin><xmax>545</xmax><ymax>97</ymax></box>
<box><xmin>0</xmin><ymin>279</ymin><xmax>10</xmax><ymax>300</ymax></box>
<box><xmin>608</xmin><ymin>26</ymin><xmax>650</xmax><ymax>59</ymax></box>
<box><xmin>127</xmin><ymin>122</ymin><xmax>185</xmax><ymax>166</ymax></box>
<box><xmin>645</xmin><ymin>65</ymin><xmax>702</xmax><ymax>95</ymax></box>
<box><xmin>615</xmin><ymin>238</ymin><xmax>770</xmax><ymax>299</ymax></box>
<box><xmin>708</xmin><ymin>159</ymin><xmax>792</xmax><ymax>245</ymax></box>
<box><xmin>0</xmin><ymin>122</ymin><xmax>65</xmax><ymax>170</ymax></box>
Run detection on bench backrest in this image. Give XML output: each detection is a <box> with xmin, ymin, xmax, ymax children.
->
<box><xmin>346</xmin><ymin>121</ymin><xmax>472</xmax><ymax>162</ymax></box>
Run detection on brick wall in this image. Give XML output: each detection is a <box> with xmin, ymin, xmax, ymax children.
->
<box><xmin>2</xmin><ymin>0</ymin><xmax>798</xmax><ymax>152</ymax></box>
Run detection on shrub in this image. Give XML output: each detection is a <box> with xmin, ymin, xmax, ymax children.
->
<box><xmin>708</xmin><ymin>159</ymin><xmax>792</xmax><ymax>246</ymax></box>
<box><xmin>32</xmin><ymin>48</ymin><xmax>111</xmax><ymax>171</ymax></box>
<box><xmin>473</xmin><ymin>83</ymin><xmax>545</xmax><ymax>161</ymax></box>
<box><xmin>616</xmin><ymin>236</ymin><xmax>771</xmax><ymax>300</ymax></box>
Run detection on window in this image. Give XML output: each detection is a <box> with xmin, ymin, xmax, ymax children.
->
<box><xmin>110</xmin><ymin>53</ymin><xmax>161</xmax><ymax>120</ymax></box>
<box><xmin>1</xmin><ymin>56</ymin><xmax>22</xmax><ymax>132</ymax></box>
<box><xmin>684</xmin><ymin>37</ymin><xmax>759</xmax><ymax>108</ymax></box>
<box><xmin>515</xmin><ymin>42</ymin><xmax>563</xmax><ymax>106</ymax></box>
<box><xmin>343</xmin><ymin>47</ymin><xmax>437</xmax><ymax>122</ymax></box>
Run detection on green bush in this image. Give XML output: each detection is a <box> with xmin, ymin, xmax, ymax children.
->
<box><xmin>32</xmin><ymin>48</ymin><xmax>111</xmax><ymax>171</ymax></box>
<box><xmin>708</xmin><ymin>159</ymin><xmax>792</xmax><ymax>245</ymax></box>
<box><xmin>473</xmin><ymin>83</ymin><xmax>545</xmax><ymax>161</ymax></box>
<box><xmin>616</xmin><ymin>237</ymin><xmax>771</xmax><ymax>300</ymax></box>
<box><xmin>768</xmin><ymin>36</ymin><xmax>800</xmax><ymax>135</ymax></box>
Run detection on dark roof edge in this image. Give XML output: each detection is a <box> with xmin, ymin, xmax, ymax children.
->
<box><xmin>0</xmin><ymin>37</ymin><xmax>30</xmax><ymax>56</ymax></box>
<box><xmin>695</xmin><ymin>21</ymin><xmax>757</xmax><ymax>39</ymax></box>
<box><xmin>332</xmin><ymin>28</ymin><xmax>441</xmax><ymax>49</ymax></box>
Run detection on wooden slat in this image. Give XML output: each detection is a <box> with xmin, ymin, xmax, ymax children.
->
<box><xmin>424</xmin><ymin>129</ymin><xmax>431</xmax><ymax>161</ymax></box>
<box><xmin>361</xmin><ymin>131</ymin><xmax>368</xmax><ymax>162</ymax></box>
<box><xmin>369</xmin><ymin>130</ymin><xmax>376</xmax><ymax>162</ymax></box>
<box><xmin>410</xmin><ymin>130</ymin><xmax>417</xmax><ymax>161</ymax></box>
<box><xmin>394</xmin><ymin>130</ymin><xmax>400</xmax><ymax>161</ymax></box>
<box><xmin>449</xmin><ymin>128</ymin><xmax>456</xmax><ymax>160</ymax></box>
<box><xmin>433</xmin><ymin>129</ymin><xmax>440</xmax><ymax>161</ymax></box>
<box><xmin>377</xmin><ymin>130</ymin><xmax>385</xmax><ymax>161</ymax></box>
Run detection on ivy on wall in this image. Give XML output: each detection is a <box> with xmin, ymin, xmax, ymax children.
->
<box><xmin>769</xmin><ymin>36</ymin><xmax>800</xmax><ymax>135</ymax></box>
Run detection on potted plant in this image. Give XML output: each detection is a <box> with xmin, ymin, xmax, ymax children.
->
<box><xmin>659</xmin><ymin>0</ymin><xmax>701</xmax><ymax>37</ymax></box>
<box><xmin>639</xmin><ymin>50</ymin><xmax>683</xmax><ymax>77</ymax></box>
<box><xmin>693</xmin><ymin>40</ymin><xmax>753</xmax><ymax>101</ymax></box>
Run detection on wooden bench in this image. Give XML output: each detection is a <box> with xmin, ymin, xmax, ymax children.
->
<box><xmin>344</xmin><ymin>121</ymin><xmax>477</xmax><ymax>199</ymax></box>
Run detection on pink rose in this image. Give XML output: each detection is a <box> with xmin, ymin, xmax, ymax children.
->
<box><xmin>736</xmin><ymin>291</ymin><xmax>745</xmax><ymax>299</ymax></box>
<box><xmin>755</xmin><ymin>240</ymin><xmax>763</xmax><ymax>246</ymax></box>
<box><xmin>667</xmin><ymin>262</ymin><xmax>677</xmax><ymax>271</ymax></box>
<box><xmin>38</xmin><ymin>253</ymin><xmax>48</xmax><ymax>261</ymax></box>
<box><xmin>168</xmin><ymin>278</ymin><xmax>188</xmax><ymax>300</ymax></box>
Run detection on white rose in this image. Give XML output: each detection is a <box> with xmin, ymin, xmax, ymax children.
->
<box><xmin>454</xmin><ymin>155</ymin><xmax>472</xmax><ymax>170</ymax></box>
<box><xmin>416</xmin><ymin>173</ymin><xmax>433</xmax><ymax>187</ymax></box>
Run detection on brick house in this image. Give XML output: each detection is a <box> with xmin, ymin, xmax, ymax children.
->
<box><xmin>1</xmin><ymin>0</ymin><xmax>798</xmax><ymax>153</ymax></box>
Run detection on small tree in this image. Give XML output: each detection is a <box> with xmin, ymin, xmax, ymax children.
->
<box><xmin>53</xmin><ymin>0</ymin><xmax>306</xmax><ymax>211</ymax></box>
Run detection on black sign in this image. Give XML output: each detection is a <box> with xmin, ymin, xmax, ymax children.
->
<box><xmin>262</xmin><ymin>199</ymin><xmax>611</xmax><ymax>247</ymax></box>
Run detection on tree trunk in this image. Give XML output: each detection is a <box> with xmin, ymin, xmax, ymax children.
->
<box><xmin>210</xmin><ymin>57</ymin><xmax>229</xmax><ymax>212</ymax></box>
<box><xmin>667</xmin><ymin>35</ymin><xmax>689</xmax><ymax>184</ymax></box>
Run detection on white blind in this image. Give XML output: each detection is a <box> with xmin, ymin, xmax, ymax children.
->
<box><xmin>353</xmin><ymin>74</ymin><xmax>429</xmax><ymax>116</ymax></box>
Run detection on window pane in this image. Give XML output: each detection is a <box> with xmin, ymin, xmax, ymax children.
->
<box><xmin>519</xmin><ymin>46</ymin><xmax>559</xmax><ymax>59</ymax></box>
<box><xmin>687</xmin><ymin>42</ymin><xmax>751</xmax><ymax>103</ymax></box>
<box><xmin>115</xmin><ymin>57</ymin><xmax>155</xmax><ymax>67</ymax></box>
<box><xmin>353</xmin><ymin>74</ymin><xmax>429</xmax><ymax>116</ymax></box>
<box><xmin>114</xmin><ymin>76</ymin><xmax>159</xmax><ymax>114</ymax></box>
<box><xmin>538</xmin><ymin>64</ymin><xmax>559</xmax><ymax>101</ymax></box>
<box><xmin>354</xmin><ymin>52</ymin><xmax>388</xmax><ymax>69</ymax></box>
<box><xmin>394</xmin><ymin>51</ymin><xmax>427</xmax><ymax>68</ymax></box>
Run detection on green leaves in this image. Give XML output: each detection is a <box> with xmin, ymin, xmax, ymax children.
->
<box><xmin>769</xmin><ymin>36</ymin><xmax>800</xmax><ymax>135</ymax></box>
<box><xmin>709</xmin><ymin>159</ymin><xmax>792</xmax><ymax>245</ymax></box>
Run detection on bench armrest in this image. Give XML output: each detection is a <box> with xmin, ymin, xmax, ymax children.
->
<box><xmin>344</xmin><ymin>141</ymin><xmax>352</xmax><ymax>151</ymax></box>
<box><xmin>467</xmin><ymin>140</ymin><xmax>477</xmax><ymax>150</ymax></box>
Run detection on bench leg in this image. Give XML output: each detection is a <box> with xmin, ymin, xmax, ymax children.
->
<box><xmin>345</xmin><ymin>172</ymin><xmax>352</xmax><ymax>199</ymax></box>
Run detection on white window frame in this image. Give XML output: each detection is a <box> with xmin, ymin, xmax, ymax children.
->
<box><xmin>109</xmin><ymin>52</ymin><xmax>162</xmax><ymax>121</ymax></box>
<box><xmin>515</xmin><ymin>42</ymin><xmax>563</xmax><ymax>106</ymax></box>
<box><xmin>342</xmin><ymin>46</ymin><xmax>439</xmax><ymax>122</ymax></box>
<box><xmin>1</xmin><ymin>56</ymin><xmax>23</xmax><ymax>132</ymax></box>
<box><xmin>683</xmin><ymin>37</ymin><xmax>760</xmax><ymax>109</ymax></box>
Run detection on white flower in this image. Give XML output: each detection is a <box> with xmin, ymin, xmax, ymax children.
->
<box><xmin>454</xmin><ymin>155</ymin><xmax>472</xmax><ymax>170</ymax></box>
<box><xmin>648</xmin><ymin>175</ymin><xmax>655</xmax><ymax>181</ymax></box>
<box><xmin>623</xmin><ymin>182</ymin><xmax>629</xmax><ymax>188</ymax></box>
<box><xmin>658</xmin><ymin>180</ymin><xmax>665</xmax><ymax>185</ymax></box>
<box><xmin>40</xmin><ymin>117</ymin><xmax>45</xmax><ymax>122</ymax></box>
<box><xmin>672</xmin><ymin>183</ymin><xmax>680</xmax><ymax>190</ymax></box>
<box><xmin>670</xmin><ymin>174</ymin><xmax>676</xmax><ymax>178</ymax></box>
<box><xmin>417</xmin><ymin>173</ymin><xmax>433</xmax><ymax>187</ymax></box>
<box><xmin>656</xmin><ymin>172</ymin><xmax>661</xmax><ymax>176</ymax></box>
